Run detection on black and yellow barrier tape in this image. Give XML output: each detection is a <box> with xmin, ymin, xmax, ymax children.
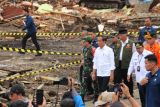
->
<box><xmin>0</xmin><ymin>60</ymin><xmax>81</xmax><ymax>83</ymax></box>
<box><xmin>0</xmin><ymin>30</ymin><xmax>160</xmax><ymax>37</ymax></box>
<box><xmin>0</xmin><ymin>32</ymin><xmax>81</xmax><ymax>37</ymax></box>
<box><xmin>0</xmin><ymin>46</ymin><xmax>81</xmax><ymax>56</ymax></box>
<box><xmin>0</xmin><ymin>31</ymin><xmax>160</xmax><ymax>36</ymax></box>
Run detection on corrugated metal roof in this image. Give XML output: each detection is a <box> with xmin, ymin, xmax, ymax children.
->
<box><xmin>2</xmin><ymin>6</ymin><xmax>24</xmax><ymax>19</ymax></box>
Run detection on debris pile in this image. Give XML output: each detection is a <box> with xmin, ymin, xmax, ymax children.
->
<box><xmin>0</xmin><ymin>0</ymin><xmax>160</xmax><ymax>36</ymax></box>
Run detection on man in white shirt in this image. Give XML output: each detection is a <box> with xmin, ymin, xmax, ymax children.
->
<box><xmin>92</xmin><ymin>36</ymin><xmax>115</xmax><ymax>102</ymax></box>
<box><xmin>128</xmin><ymin>41</ymin><xmax>152</xmax><ymax>107</ymax></box>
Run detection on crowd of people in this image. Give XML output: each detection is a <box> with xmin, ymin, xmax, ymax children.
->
<box><xmin>80</xmin><ymin>17</ymin><xmax>160</xmax><ymax>107</ymax></box>
<box><xmin>0</xmin><ymin>7</ymin><xmax>160</xmax><ymax>107</ymax></box>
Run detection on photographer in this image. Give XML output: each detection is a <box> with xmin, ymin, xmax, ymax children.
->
<box><xmin>9</xmin><ymin>84</ymin><xmax>47</xmax><ymax>107</ymax></box>
<box><xmin>60</xmin><ymin>78</ymin><xmax>85</xmax><ymax>107</ymax></box>
<box><xmin>95</xmin><ymin>83</ymin><xmax>140</xmax><ymax>107</ymax></box>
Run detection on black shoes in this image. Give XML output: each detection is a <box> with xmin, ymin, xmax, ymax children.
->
<box><xmin>35</xmin><ymin>53</ymin><xmax>42</xmax><ymax>56</ymax></box>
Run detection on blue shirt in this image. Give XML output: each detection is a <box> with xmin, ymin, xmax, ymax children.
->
<box><xmin>138</xmin><ymin>26</ymin><xmax>157</xmax><ymax>42</ymax></box>
<box><xmin>73</xmin><ymin>95</ymin><xmax>85</xmax><ymax>107</ymax></box>
<box><xmin>91</xmin><ymin>38</ymin><xmax>99</xmax><ymax>48</ymax></box>
<box><xmin>24</xmin><ymin>15</ymin><xmax>36</xmax><ymax>34</ymax></box>
<box><xmin>72</xmin><ymin>88</ymin><xmax>85</xmax><ymax>107</ymax></box>
<box><xmin>146</xmin><ymin>69</ymin><xmax>160</xmax><ymax>107</ymax></box>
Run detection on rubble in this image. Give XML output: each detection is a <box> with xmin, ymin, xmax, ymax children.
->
<box><xmin>152</xmin><ymin>3</ymin><xmax>160</xmax><ymax>12</ymax></box>
<box><xmin>0</xmin><ymin>0</ymin><xmax>160</xmax><ymax>36</ymax></box>
<box><xmin>1</xmin><ymin>6</ymin><xmax>24</xmax><ymax>20</ymax></box>
<box><xmin>37</xmin><ymin>4</ymin><xmax>53</xmax><ymax>14</ymax></box>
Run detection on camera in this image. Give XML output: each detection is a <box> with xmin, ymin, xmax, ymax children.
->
<box><xmin>113</xmin><ymin>84</ymin><xmax>122</xmax><ymax>93</ymax></box>
<box><xmin>53</xmin><ymin>77</ymin><xmax>68</xmax><ymax>86</ymax></box>
<box><xmin>36</xmin><ymin>89</ymin><xmax>43</xmax><ymax>105</ymax></box>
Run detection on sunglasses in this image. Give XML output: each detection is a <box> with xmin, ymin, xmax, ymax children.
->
<box><xmin>145</xmin><ymin>38</ymin><xmax>152</xmax><ymax>40</ymax></box>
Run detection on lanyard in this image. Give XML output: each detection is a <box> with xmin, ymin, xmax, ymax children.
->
<box><xmin>138</xmin><ymin>54</ymin><xmax>143</xmax><ymax>65</ymax></box>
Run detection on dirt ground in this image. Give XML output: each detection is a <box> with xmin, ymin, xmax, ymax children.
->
<box><xmin>0</xmin><ymin>38</ymin><xmax>142</xmax><ymax>107</ymax></box>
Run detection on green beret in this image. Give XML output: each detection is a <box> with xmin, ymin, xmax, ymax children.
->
<box><xmin>82</xmin><ymin>36</ymin><xmax>92</xmax><ymax>43</ymax></box>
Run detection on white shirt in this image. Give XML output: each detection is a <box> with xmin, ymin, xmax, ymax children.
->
<box><xmin>93</xmin><ymin>45</ymin><xmax>115</xmax><ymax>77</ymax></box>
<box><xmin>119</xmin><ymin>38</ymin><xmax>136</xmax><ymax>60</ymax></box>
<box><xmin>128</xmin><ymin>49</ymin><xmax>152</xmax><ymax>83</ymax></box>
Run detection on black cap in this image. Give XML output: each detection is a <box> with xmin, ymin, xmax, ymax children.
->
<box><xmin>118</xmin><ymin>27</ymin><xmax>128</xmax><ymax>35</ymax></box>
<box><xmin>135</xmin><ymin>41</ymin><xmax>143</xmax><ymax>48</ymax></box>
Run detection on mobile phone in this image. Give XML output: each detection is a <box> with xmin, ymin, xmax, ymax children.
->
<box><xmin>36</xmin><ymin>89</ymin><xmax>43</xmax><ymax>105</ymax></box>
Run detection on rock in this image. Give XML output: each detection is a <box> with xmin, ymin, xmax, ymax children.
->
<box><xmin>48</xmin><ymin>90</ymin><xmax>57</xmax><ymax>97</ymax></box>
<box><xmin>37</xmin><ymin>4</ymin><xmax>53</xmax><ymax>14</ymax></box>
<box><xmin>21</xmin><ymin>1</ymin><xmax>32</xmax><ymax>7</ymax></box>
<box><xmin>5</xmin><ymin>37</ymin><xmax>15</xmax><ymax>40</ymax></box>
<box><xmin>107</xmin><ymin>19</ymin><xmax>117</xmax><ymax>24</ymax></box>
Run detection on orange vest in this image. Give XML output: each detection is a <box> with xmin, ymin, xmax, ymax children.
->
<box><xmin>144</xmin><ymin>42</ymin><xmax>160</xmax><ymax>67</ymax></box>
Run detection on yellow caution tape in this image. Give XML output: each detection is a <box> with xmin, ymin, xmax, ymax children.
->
<box><xmin>0</xmin><ymin>31</ymin><xmax>160</xmax><ymax>37</ymax></box>
<box><xmin>0</xmin><ymin>60</ymin><xmax>81</xmax><ymax>83</ymax></box>
<box><xmin>0</xmin><ymin>46</ymin><xmax>81</xmax><ymax>56</ymax></box>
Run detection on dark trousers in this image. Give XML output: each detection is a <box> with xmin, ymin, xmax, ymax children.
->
<box><xmin>114</xmin><ymin>67</ymin><xmax>133</xmax><ymax>96</ymax></box>
<box><xmin>22</xmin><ymin>32</ymin><xmax>40</xmax><ymax>51</ymax></box>
<box><xmin>93</xmin><ymin>76</ymin><xmax>110</xmax><ymax>102</ymax></box>
<box><xmin>137</xmin><ymin>83</ymin><xmax>146</xmax><ymax>107</ymax></box>
<box><xmin>86</xmin><ymin>75</ymin><xmax>94</xmax><ymax>94</ymax></box>
<box><xmin>94</xmin><ymin>76</ymin><xmax>110</xmax><ymax>93</ymax></box>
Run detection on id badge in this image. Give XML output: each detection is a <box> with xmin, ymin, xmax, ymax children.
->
<box><xmin>137</xmin><ymin>66</ymin><xmax>140</xmax><ymax>72</ymax></box>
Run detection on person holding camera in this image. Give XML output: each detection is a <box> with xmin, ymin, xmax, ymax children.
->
<box><xmin>60</xmin><ymin>78</ymin><xmax>85</xmax><ymax>107</ymax></box>
<box><xmin>9</xmin><ymin>84</ymin><xmax>47</xmax><ymax>107</ymax></box>
<box><xmin>127</xmin><ymin>41</ymin><xmax>152</xmax><ymax>107</ymax></box>
<box><xmin>95</xmin><ymin>83</ymin><xmax>140</xmax><ymax>107</ymax></box>
<box><xmin>141</xmin><ymin>54</ymin><xmax>160</xmax><ymax>107</ymax></box>
<box><xmin>92</xmin><ymin>36</ymin><xmax>115</xmax><ymax>102</ymax></box>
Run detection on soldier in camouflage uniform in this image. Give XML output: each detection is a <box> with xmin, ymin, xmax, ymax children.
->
<box><xmin>109</xmin><ymin>35</ymin><xmax>120</xmax><ymax>53</ymax></box>
<box><xmin>80</xmin><ymin>36</ymin><xmax>95</xmax><ymax>100</ymax></box>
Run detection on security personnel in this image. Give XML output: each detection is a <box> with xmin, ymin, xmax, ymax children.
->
<box><xmin>88</xmin><ymin>32</ymin><xmax>99</xmax><ymax>48</ymax></box>
<box><xmin>141</xmin><ymin>54</ymin><xmax>160</xmax><ymax>107</ymax></box>
<box><xmin>109</xmin><ymin>34</ymin><xmax>120</xmax><ymax>53</ymax></box>
<box><xmin>80</xmin><ymin>36</ymin><xmax>95</xmax><ymax>100</ymax></box>
<box><xmin>114</xmin><ymin>27</ymin><xmax>136</xmax><ymax>97</ymax></box>
<box><xmin>144</xmin><ymin>31</ymin><xmax>160</xmax><ymax>67</ymax></box>
<box><xmin>20</xmin><ymin>8</ymin><xmax>42</xmax><ymax>56</ymax></box>
<box><xmin>138</xmin><ymin>18</ymin><xmax>157</xmax><ymax>43</ymax></box>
